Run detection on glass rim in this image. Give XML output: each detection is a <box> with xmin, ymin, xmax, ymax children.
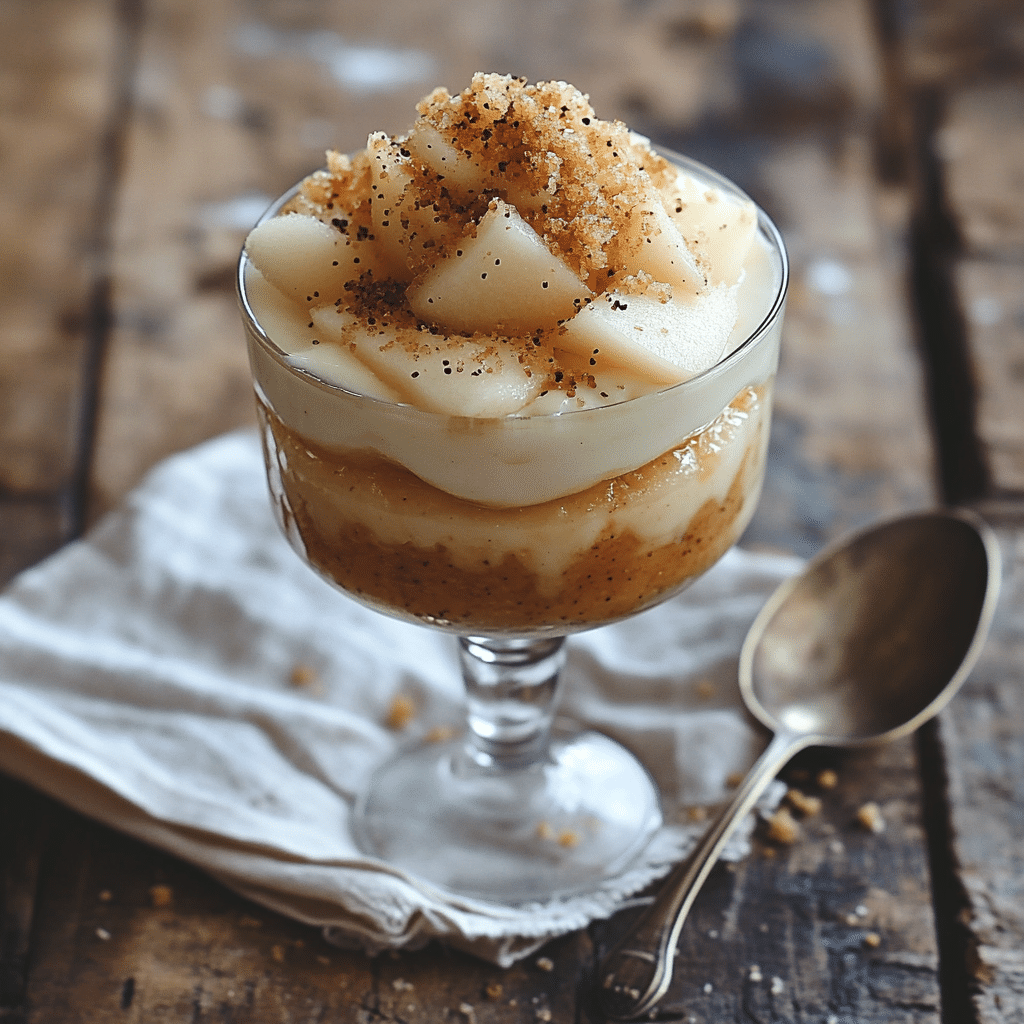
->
<box><xmin>237</xmin><ymin>147</ymin><xmax>789</xmax><ymax>423</ymax></box>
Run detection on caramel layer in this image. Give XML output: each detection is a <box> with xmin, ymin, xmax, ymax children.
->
<box><xmin>258</xmin><ymin>387</ymin><xmax>768</xmax><ymax>634</ymax></box>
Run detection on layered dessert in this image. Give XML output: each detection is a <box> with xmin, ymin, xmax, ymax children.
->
<box><xmin>239</xmin><ymin>74</ymin><xmax>786</xmax><ymax>635</ymax></box>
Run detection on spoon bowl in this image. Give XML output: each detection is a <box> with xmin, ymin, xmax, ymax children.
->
<box><xmin>596</xmin><ymin>508</ymin><xmax>1001</xmax><ymax>1021</ymax></box>
<box><xmin>743</xmin><ymin>510</ymin><xmax>998</xmax><ymax>745</ymax></box>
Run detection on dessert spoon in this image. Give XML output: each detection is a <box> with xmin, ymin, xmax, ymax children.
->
<box><xmin>596</xmin><ymin>508</ymin><xmax>1001</xmax><ymax>1021</ymax></box>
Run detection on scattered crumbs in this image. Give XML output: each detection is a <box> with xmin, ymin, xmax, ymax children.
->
<box><xmin>536</xmin><ymin>821</ymin><xmax>555</xmax><ymax>841</ymax></box>
<box><xmin>96</xmin><ymin>927</ymin><xmax>111</xmax><ymax>941</ymax></box>
<box><xmin>770</xmin><ymin>976</ymin><xmax>785</xmax><ymax>995</ymax></box>
<box><xmin>98</xmin><ymin>889</ymin><xmax>113</xmax><ymax>902</ymax></box>
<box><xmin>817</xmin><ymin>769</ymin><xmax>839</xmax><ymax>790</ymax></box>
<box><xmin>271</xmin><ymin>944</ymin><xmax>286</xmax><ymax>962</ymax></box>
<box><xmin>725</xmin><ymin>771</ymin><xmax>745</xmax><ymax>789</ymax></box>
<box><xmin>485</xmin><ymin>981</ymin><xmax>503</xmax><ymax>1000</ymax></box>
<box><xmin>748</xmin><ymin>964</ymin><xmax>763</xmax><ymax>982</ymax></box>
<box><xmin>687</xmin><ymin>805</ymin><xmax>709</xmax><ymax>823</ymax></box>
<box><xmin>786</xmin><ymin>788</ymin><xmax>822</xmax><ymax>817</ymax></box>
<box><xmin>392</xmin><ymin>978</ymin><xmax>414</xmax><ymax>992</ymax></box>
<box><xmin>766</xmin><ymin>805</ymin><xmax>801</xmax><ymax>845</ymax></box>
<box><xmin>856</xmin><ymin>801</ymin><xmax>886</xmax><ymax>833</ymax></box>
<box><xmin>703</xmin><ymin>982</ymin><xmax>713</xmax><ymax>994</ymax></box>
<box><xmin>239</xmin><ymin>915</ymin><xmax>263</xmax><ymax>927</ymax></box>
<box><xmin>864</xmin><ymin>932</ymin><xmax>882</xmax><ymax>948</ymax></box>
<box><xmin>535</xmin><ymin>1009</ymin><xmax>552</xmax><ymax>1022</ymax></box>
<box><xmin>695</xmin><ymin>678</ymin><xmax>716</xmax><ymax>699</ymax></box>
<box><xmin>385</xmin><ymin>694</ymin><xmax>416</xmax><ymax>730</ymax></box>
<box><xmin>425</xmin><ymin>724</ymin><xmax>457</xmax><ymax>743</ymax></box>
<box><xmin>289</xmin><ymin>663</ymin><xmax>320</xmax><ymax>690</ymax></box>
<box><xmin>557</xmin><ymin>829</ymin><xmax>580</xmax><ymax>848</ymax></box>
<box><xmin>536</xmin><ymin>956</ymin><xmax>554</xmax><ymax>972</ymax></box>
<box><xmin>149</xmin><ymin>884</ymin><xmax>173</xmax><ymax>908</ymax></box>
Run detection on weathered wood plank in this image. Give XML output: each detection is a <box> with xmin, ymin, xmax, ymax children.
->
<box><xmin>0</xmin><ymin>0</ymin><xmax>117</xmax><ymax>499</ymax></box>
<box><xmin>936</xmin><ymin>519</ymin><xmax>1024</xmax><ymax>1024</ymax></box>
<box><xmin>954</xmin><ymin>259</ymin><xmax>1024</xmax><ymax>495</ymax></box>
<box><xmin>936</xmin><ymin>82</ymin><xmax>1024</xmax><ymax>496</ymax></box>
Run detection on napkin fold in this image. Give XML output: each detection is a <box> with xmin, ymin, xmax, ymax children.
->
<box><xmin>0</xmin><ymin>430</ymin><xmax>799</xmax><ymax>966</ymax></box>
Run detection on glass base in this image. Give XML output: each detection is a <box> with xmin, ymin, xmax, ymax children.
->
<box><xmin>352</xmin><ymin>728</ymin><xmax>662</xmax><ymax>904</ymax></box>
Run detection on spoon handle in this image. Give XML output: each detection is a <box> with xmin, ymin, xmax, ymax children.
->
<box><xmin>595</xmin><ymin>729</ymin><xmax>805</xmax><ymax>1021</ymax></box>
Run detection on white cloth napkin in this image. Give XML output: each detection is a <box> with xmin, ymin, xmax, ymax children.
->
<box><xmin>0</xmin><ymin>430</ymin><xmax>799</xmax><ymax>966</ymax></box>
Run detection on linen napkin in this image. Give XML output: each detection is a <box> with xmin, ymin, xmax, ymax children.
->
<box><xmin>0</xmin><ymin>430</ymin><xmax>799</xmax><ymax>966</ymax></box>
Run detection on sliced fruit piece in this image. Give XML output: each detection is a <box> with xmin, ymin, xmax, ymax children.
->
<box><xmin>243</xmin><ymin>265</ymin><xmax>318</xmax><ymax>354</ymax></box>
<box><xmin>557</xmin><ymin>287</ymin><xmax>738</xmax><ymax>385</ymax></box>
<box><xmin>368</xmin><ymin>131</ymin><xmax>467</xmax><ymax>279</ymax></box>
<box><xmin>244</xmin><ymin>212</ymin><xmax>378</xmax><ymax>305</ymax></box>
<box><xmin>616</xmin><ymin>198</ymin><xmax>706</xmax><ymax>297</ymax></box>
<box><xmin>522</xmin><ymin>349</ymin><xmax>657</xmax><ymax>414</ymax></box>
<box><xmin>244</xmin><ymin>266</ymin><xmax>399</xmax><ymax>400</ymax></box>
<box><xmin>404</xmin><ymin>123</ymin><xmax>484</xmax><ymax>194</ymax></box>
<box><xmin>662</xmin><ymin>173</ymin><xmax>757</xmax><ymax>286</ymax></box>
<box><xmin>310</xmin><ymin>305</ymin><xmax>540</xmax><ymax>417</ymax></box>
<box><xmin>287</xmin><ymin>343</ymin><xmax>402</xmax><ymax>402</ymax></box>
<box><xmin>406</xmin><ymin>199</ymin><xmax>591</xmax><ymax>334</ymax></box>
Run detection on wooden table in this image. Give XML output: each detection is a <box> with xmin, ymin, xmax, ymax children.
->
<box><xmin>2</xmin><ymin>0</ymin><xmax>1022</xmax><ymax>1019</ymax></box>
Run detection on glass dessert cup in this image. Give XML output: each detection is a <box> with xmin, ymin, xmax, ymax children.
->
<box><xmin>238</xmin><ymin>154</ymin><xmax>788</xmax><ymax>905</ymax></box>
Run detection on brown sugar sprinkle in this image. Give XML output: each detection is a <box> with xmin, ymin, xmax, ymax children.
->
<box><xmin>385</xmin><ymin>694</ymin><xmax>416</xmax><ymax>730</ymax></box>
<box><xmin>786</xmin><ymin>788</ymin><xmax>823</xmax><ymax>817</ymax></box>
<box><xmin>557</xmin><ymin>829</ymin><xmax>581</xmax><ymax>848</ymax></box>
<box><xmin>765</xmin><ymin>805</ymin><xmax>801</xmax><ymax>845</ymax></box>
<box><xmin>289</xmin><ymin>663</ymin><xmax>319</xmax><ymax>688</ymax></box>
<box><xmin>695</xmin><ymin>678</ymin><xmax>716</xmax><ymax>699</ymax></box>
<box><xmin>856</xmin><ymin>801</ymin><xmax>886</xmax><ymax>834</ymax></box>
<box><xmin>148</xmin><ymin>884</ymin><xmax>173</xmax><ymax>908</ymax></box>
<box><xmin>424</xmin><ymin>724</ymin><xmax>457</xmax><ymax>743</ymax></box>
<box><xmin>291</xmin><ymin>72</ymin><xmax>683</xmax><ymax>324</ymax></box>
<box><xmin>817</xmin><ymin>768</ymin><xmax>839</xmax><ymax>789</ymax></box>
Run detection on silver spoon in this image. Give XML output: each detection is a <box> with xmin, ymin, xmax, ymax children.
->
<box><xmin>596</xmin><ymin>508</ymin><xmax>1001</xmax><ymax>1021</ymax></box>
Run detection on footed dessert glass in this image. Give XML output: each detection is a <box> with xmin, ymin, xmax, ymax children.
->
<box><xmin>238</xmin><ymin>153</ymin><xmax>788</xmax><ymax>904</ymax></box>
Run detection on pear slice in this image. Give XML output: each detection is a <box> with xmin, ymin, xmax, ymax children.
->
<box><xmin>243</xmin><ymin>265</ymin><xmax>318</xmax><ymax>353</ymax></box>
<box><xmin>244</xmin><ymin>213</ymin><xmax>377</xmax><ymax>306</ymax></box>
<box><xmin>662</xmin><ymin>174</ymin><xmax>757</xmax><ymax>286</ymax></box>
<box><xmin>406</xmin><ymin>199</ymin><xmax>591</xmax><ymax>334</ymax></box>
<box><xmin>310</xmin><ymin>305</ymin><xmax>540</xmax><ymax>417</ymax></box>
<box><xmin>244</xmin><ymin>266</ymin><xmax>399</xmax><ymax>400</ymax></box>
<box><xmin>403</xmin><ymin>123</ymin><xmax>484</xmax><ymax>194</ymax></box>
<box><xmin>616</xmin><ymin>198</ymin><xmax>706</xmax><ymax>297</ymax></box>
<box><xmin>558</xmin><ymin>287</ymin><xmax>738</xmax><ymax>385</ymax></box>
<box><xmin>522</xmin><ymin>349</ymin><xmax>657</xmax><ymax>414</ymax></box>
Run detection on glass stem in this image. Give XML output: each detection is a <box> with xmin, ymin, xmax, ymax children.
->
<box><xmin>458</xmin><ymin>636</ymin><xmax>567</xmax><ymax>770</ymax></box>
